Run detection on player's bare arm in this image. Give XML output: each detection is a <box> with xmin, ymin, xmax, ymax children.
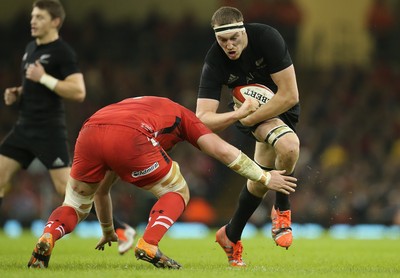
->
<box><xmin>240</xmin><ymin>65</ymin><xmax>299</xmax><ymax>126</ymax></box>
<box><xmin>93</xmin><ymin>172</ymin><xmax>119</xmax><ymax>250</ymax></box>
<box><xmin>25</xmin><ymin>61</ymin><xmax>86</xmax><ymax>102</ymax></box>
<box><xmin>196</xmin><ymin>133</ymin><xmax>296</xmax><ymax>193</ymax></box>
<box><xmin>94</xmin><ymin>172</ymin><xmax>116</xmax><ymax>232</ymax></box>
<box><xmin>196</xmin><ymin>97</ymin><xmax>258</xmax><ymax>132</ymax></box>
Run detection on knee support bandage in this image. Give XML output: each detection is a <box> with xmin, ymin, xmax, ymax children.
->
<box><xmin>63</xmin><ymin>182</ymin><xmax>95</xmax><ymax>215</ymax></box>
<box><xmin>265</xmin><ymin>124</ymin><xmax>294</xmax><ymax>146</ymax></box>
<box><xmin>147</xmin><ymin>161</ymin><xmax>190</xmax><ymax>205</ymax></box>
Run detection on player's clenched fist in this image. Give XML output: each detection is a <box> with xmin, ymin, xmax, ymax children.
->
<box><xmin>26</xmin><ymin>60</ymin><xmax>45</xmax><ymax>82</ymax></box>
<box><xmin>4</xmin><ymin>86</ymin><xmax>21</xmax><ymax>105</ymax></box>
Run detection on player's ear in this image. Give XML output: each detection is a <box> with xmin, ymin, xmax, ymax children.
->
<box><xmin>51</xmin><ymin>17</ymin><xmax>61</xmax><ymax>30</ymax></box>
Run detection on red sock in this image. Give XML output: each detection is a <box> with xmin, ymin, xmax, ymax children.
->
<box><xmin>143</xmin><ymin>192</ymin><xmax>185</xmax><ymax>246</ymax></box>
<box><xmin>43</xmin><ymin>206</ymin><xmax>79</xmax><ymax>242</ymax></box>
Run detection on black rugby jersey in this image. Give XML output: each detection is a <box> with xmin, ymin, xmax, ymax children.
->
<box><xmin>19</xmin><ymin>38</ymin><xmax>80</xmax><ymax>126</ymax></box>
<box><xmin>198</xmin><ymin>23</ymin><xmax>293</xmax><ymax>101</ymax></box>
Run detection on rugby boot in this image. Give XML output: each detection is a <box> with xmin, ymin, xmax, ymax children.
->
<box><xmin>28</xmin><ymin>233</ymin><xmax>54</xmax><ymax>268</ymax></box>
<box><xmin>215</xmin><ymin>225</ymin><xmax>246</xmax><ymax>267</ymax></box>
<box><xmin>134</xmin><ymin>237</ymin><xmax>181</xmax><ymax>269</ymax></box>
<box><xmin>116</xmin><ymin>224</ymin><xmax>136</xmax><ymax>255</ymax></box>
<box><xmin>271</xmin><ymin>206</ymin><xmax>293</xmax><ymax>249</ymax></box>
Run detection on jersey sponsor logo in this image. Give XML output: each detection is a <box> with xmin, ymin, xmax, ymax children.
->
<box><xmin>227</xmin><ymin>74</ymin><xmax>239</xmax><ymax>84</ymax></box>
<box><xmin>52</xmin><ymin>157</ymin><xmax>66</xmax><ymax>167</ymax></box>
<box><xmin>132</xmin><ymin>162</ymin><xmax>159</xmax><ymax>178</ymax></box>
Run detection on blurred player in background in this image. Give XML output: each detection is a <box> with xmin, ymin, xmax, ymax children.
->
<box><xmin>196</xmin><ymin>6</ymin><xmax>301</xmax><ymax>266</ymax></box>
<box><xmin>27</xmin><ymin>96</ymin><xmax>297</xmax><ymax>269</ymax></box>
<box><xmin>0</xmin><ymin>0</ymin><xmax>135</xmax><ymax>254</ymax></box>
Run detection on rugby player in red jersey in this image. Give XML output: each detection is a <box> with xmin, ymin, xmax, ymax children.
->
<box><xmin>28</xmin><ymin>96</ymin><xmax>297</xmax><ymax>269</ymax></box>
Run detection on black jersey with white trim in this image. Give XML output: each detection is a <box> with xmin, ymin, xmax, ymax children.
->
<box><xmin>19</xmin><ymin>38</ymin><xmax>80</xmax><ymax>126</ymax></box>
<box><xmin>198</xmin><ymin>23</ymin><xmax>293</xmax><ymax>101</ymax></box>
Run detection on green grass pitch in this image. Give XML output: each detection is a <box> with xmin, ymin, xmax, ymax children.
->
<box><xmin>1</xmin><ymin>230</ymin><xmax>399</xmax><ymax>278</ymax></box>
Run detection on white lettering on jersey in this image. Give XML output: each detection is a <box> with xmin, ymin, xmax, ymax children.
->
<box><xmin>132</xmin><ymin>162</ymin><xmax>159</xmax><ymax>178</ymax></box>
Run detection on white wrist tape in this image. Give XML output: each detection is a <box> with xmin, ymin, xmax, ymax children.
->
<box><xmin>40</xmin><ymin>74</ymin><xmax>58</xmax><ymax>91</ymax></box>
<box><xmin>261</xmin><ymin>171</ymin><xmax>271</xmax><ymax>186</ymax></box>
<box><xmin>228</xmin><ymin>151</ymin><xmax>270</xmax><ymax>185</ymax></box>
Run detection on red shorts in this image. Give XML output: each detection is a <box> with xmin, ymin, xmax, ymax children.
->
<box><xmin>70</xmin><ymin>124</ymin><xmax>172</xmax><ymax>187</ymax></box>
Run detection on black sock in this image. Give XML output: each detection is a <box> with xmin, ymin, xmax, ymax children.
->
<box><xmin>0</xmin><ymin>197</ymin><xmax>2</xmax><ymax>207</ymax></box>
<box><xmin>225</xmin><ymin>185</ymin><xmax>262</xmax><ymax>243</ymax></box>
<box><xmin>275</xmin><ymin>192</ymin><xmax>290</xmax><ymax>211</ymax></box>
<box><xmin>274</xmin><ymin>172</ymin><xmax>294</xmax><ymax>211</ymax></box>
<box><xmin>90</xmin><ymin>206</ymin><xmax>125</xmax><ymax>230</ymax></box>
<box><xmin>259</xmin><ymin>166</ymin><xmax>292</xmax><ymax>211</ymax></box>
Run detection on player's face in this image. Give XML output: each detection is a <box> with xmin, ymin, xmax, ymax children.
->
<box><xmin>215</xmin><ymin>30</ymin><xmax>248</xmax><ymax>60</ymax></box>
<box><xmin>30</xmin><ymin>7</ymin><xmax>58</xmax><ymax>39</ymax></box>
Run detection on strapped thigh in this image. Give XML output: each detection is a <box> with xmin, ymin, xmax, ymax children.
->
<box><xmin>144</xmin><ymin>161</ymin><xmax>190</xmax><ymax>205</ymax></box>
<box><xmin>63</xmin><ymin>181</ymin><xmax>95</xmax><ymax>215</ymax></box>
<box><xmin>264</xmin><ymin>124</ymin><xmax>294</xmax><ymax>147</ymax></box>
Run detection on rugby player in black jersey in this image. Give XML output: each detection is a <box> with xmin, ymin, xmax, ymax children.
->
<box><xmin>0</xmin><ymin>0</ymin><xmax>135</xmax><ymax>255</ymax></box>
<box><xmin>196</xmin><ymin>6</ymin><xmax>301</xmax><ymax>266</ymax></box>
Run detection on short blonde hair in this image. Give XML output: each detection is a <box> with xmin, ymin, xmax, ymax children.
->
<box><xmin>211</xmin><ymin>6</ymin><xmax>244</xmax><ymax>28</ymax></box>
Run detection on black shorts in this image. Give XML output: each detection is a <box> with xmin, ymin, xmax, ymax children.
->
<box><xmin>0</xmin><ymin>124</ymin><xmax>71</xmax><ymax>169</ymax></box>
<box><xmin>234</xmin><ymin>103</ymin><xmax>300</xmax><ymax>141</ymax></box>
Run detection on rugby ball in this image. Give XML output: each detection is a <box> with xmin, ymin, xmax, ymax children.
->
<box><xmin>232</xmin><ymin>84</ymin><xmax>274</xmax><ymax>107</ymax></box>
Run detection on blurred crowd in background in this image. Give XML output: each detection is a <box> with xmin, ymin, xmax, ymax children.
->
<box><xmin>1</xmin><ymin>0</ymin><xmax>400</xmax><ymax>229</ymax></box>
